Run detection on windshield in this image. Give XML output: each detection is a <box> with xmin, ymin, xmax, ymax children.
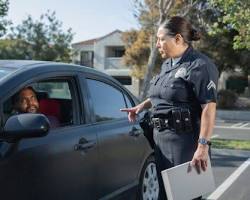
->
<box><xmin>0</xmin><ymin>68</ymin><xmax>15</xmax><ymax>80</ymax></box>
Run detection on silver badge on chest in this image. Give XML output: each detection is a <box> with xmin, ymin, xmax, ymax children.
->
<box><xmin>175</xmin><ymin>67</ymin><xmax>187</xmax><ymax>78</ymax></box>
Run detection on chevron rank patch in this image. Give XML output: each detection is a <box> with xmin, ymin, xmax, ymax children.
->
<box><xmin>207</xmin><ymin>80</ymin><xmax>216</xmax><ymax>90</ymax></box>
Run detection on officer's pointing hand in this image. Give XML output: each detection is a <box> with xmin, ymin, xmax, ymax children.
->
<box><xmin>120</xmin><ymin>105</ymin><xmax>142</xmax><ymax>122</ymax></box>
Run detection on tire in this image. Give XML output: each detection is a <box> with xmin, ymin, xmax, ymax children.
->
<box><xmin>137</xmin><ymin>155</ymin><xmax>159</xmax><ymax>200</ymax></box>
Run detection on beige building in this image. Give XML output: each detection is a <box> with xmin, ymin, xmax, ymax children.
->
<box><xmin>71</xmin><ymin>30</ymin><xmax>139</xmax><ymax>96</ymax></box>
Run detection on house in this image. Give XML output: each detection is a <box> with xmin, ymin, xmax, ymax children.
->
<box><xmin>71</xmin><ymin>30</ymin><xmax>139</xmax><ymax>96</ymax></box>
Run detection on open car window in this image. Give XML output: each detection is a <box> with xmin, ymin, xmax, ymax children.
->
<box><xmin>3</xmin><ymin>79</ymin><xmax>74</xmax><ymax>129</ymax></box>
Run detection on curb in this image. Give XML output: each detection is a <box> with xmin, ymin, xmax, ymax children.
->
<box><xmin>211</xmin><ymin>148</ymin><xmax>250</xmax><ymax>158</ymax></box>
<box><xmin>217</xmin><ymin>110</ymin><xmax>250</xmax><ymax>121</ymax></box>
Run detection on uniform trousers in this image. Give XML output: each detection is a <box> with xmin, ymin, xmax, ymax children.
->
<box><xmin>153</xmin><ymin>128</ymin><xmax>202</xmax><ymax>200</ymax></box>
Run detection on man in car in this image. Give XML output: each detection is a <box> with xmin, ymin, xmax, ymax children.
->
<box><xmin>13</xmin><ymin>86</ymin><xmax>39</xmax><ymax>114</ymax></box>
<box><xmin>13</xmin><ymin>86</ymin><xmax>60</xmax><ymax>128</ymax></box>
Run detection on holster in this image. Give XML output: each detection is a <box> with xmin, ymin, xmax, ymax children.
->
<box><xmin>139</xmin><ymin>111</ymin><xmax>155</xmax><ymax>148</ymax></box>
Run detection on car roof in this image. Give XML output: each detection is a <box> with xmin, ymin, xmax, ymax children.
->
<box><xmin>0</xmin><ymin>60</ymin><xmax>48</xmax><ymax>69</ymax></box>
<box><xmin>0</xmin><ymin>59</ymin><xmax>112</xmax><ymax>78</ymax></box>
<box><xmin>0</xmin><ymin>60</ymin><xmax>93</xmax><ymax>72</ymax></box>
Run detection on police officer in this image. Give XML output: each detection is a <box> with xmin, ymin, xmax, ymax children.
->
<box><xmin>121</xmin><ymin>16</ymin><xmax>218</xmax><ymax>200</ymax></box>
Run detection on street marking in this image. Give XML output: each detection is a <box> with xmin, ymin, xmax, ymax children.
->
<box><xmin>215</xmin><ymin>120</ymin><xmax>225</xmax><ymax>123</ymax></box>
<box><xmin>239</xmin><ymin>123</ymin><xmax>250</xmax><ymax>128</ymax></box>
<box><xmin>215</xmin><ymin>126</ymin><xmax>250</xmax><ymax>130</ymax></box>
<box><xmin>231</xmin><ymin>122</ymin><xmax>244</xmax><ymax>127</ymax></box>
<box><xmin>211</xmin><ymin>134</ymin><xmax>219</xmax><ymax>139</ymax></box>
<box><xmin>207</xmin><ymin>158</ymin><xmax>250</xmax><ymax>200</ymax></box>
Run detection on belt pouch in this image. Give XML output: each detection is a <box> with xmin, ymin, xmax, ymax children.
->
<box><xmin>181</xmin><ymin>108</ymin><xmax>193</xmax><ymax>132</ymax></box>
<box><xmin>172</xmin><ymin>109</ymin><xmax>182</xmax><ymax>132</ymax></box>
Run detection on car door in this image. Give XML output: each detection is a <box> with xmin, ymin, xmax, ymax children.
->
<box><xmin>83</xmin><ymin>77</ymin><xmax>147</xmax><ymax>199</ymax></box>
<box><xmin>0</xmin><ymin>75</ymin><xmax>99</xmax><ymax>200</ymax></box>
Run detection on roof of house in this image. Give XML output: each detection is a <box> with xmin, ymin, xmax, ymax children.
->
<box><xmin>72</xmin><ymin>29</ymin><xmax>122</xmax><ymax>46</ymax></box>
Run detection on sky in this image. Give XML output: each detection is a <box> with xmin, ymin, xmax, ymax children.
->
<box><xmin>7</xmin><ymin>0</ymin><xmax>139</xmax><ymax>43</ymax></box>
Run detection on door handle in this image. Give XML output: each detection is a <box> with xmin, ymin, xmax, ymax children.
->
<box><xmin>74</xmin><ymin>141</ymin><xmax>96</xmax><ymax>151</ymax></box>
<box><xmin>129</xmin><ymin>127</ymin><xmax>142</xmax><ymax>137</ymax></box>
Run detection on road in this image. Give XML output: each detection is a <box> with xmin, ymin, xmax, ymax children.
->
<box><xmin>206</xmin><ymin>149</ymin><xmax>250</xmax><ymax>200</ymax></box>
<box><xmin>205</xmin><ymin>121</ymin><xmax>250</xmax><ymax>200</ymax></box>
<box><xmin>213</xmin><ymin>120</ymin><xmax>250</xmax><ymax>140</ymax></box>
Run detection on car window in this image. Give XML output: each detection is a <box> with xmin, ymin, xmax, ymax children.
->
<box><xmin>86</xmin><ymin>79</ymin><xmax>128</xmax><ymax>122</ymax></box>
<box><xmin>3</xmin><ymin>79</ymin><xmax>74</xmax><ymax>128</ymax></box>
<box><xmin>33</xmin><ymin>81</ymin><xmax>72</xmax><ymax>99</ymax></box>
<box><xmin>124</xmin><ymin>93</ymin><xmax>133</xmax><ymax>108</ymax></box>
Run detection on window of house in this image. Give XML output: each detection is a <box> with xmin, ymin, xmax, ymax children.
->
<box><xmin>113</xmin><ymin>76</ymin><xmax>132</xmax><ymax>85</ymax></box>
<box><xmin>80</xmin><ymin>51</ymin><xmax>94</xmax><ymax>67</ymax></box>
<box><xmin>106</xmin><ymin>46</ymin><xmax>125</xmax><ymax>58</ymax></box>
<box><xmin>114</xmin><ymin>49</ymin><xmax>125</xmax><ymax>57</ymax></box>
<box><xmin>86</xmin><ymin>79</ymin><xmax>128</xmax><ymax>122</ymax></box>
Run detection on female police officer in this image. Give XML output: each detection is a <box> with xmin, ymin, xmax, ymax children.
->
<box><xmin>121</xmin><ymin>16</ymin><xmax>218</xmax><ymax>200</ymax></box>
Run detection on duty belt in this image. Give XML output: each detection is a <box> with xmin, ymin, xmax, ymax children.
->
<box><xmin>151</xmin><ymin>117</ymin><xmax>170</xmax><ymax>131</ymax></box>
<box><xmin>151</xmin><ymin>108</ymin><xmax>194</xmax><ymax>132</ymax></box>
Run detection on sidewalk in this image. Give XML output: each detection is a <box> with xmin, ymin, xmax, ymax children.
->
<box><xmin>217</xmin><ymin>110</ymin><xmax>250</xmax><ymax>121</ymax></box>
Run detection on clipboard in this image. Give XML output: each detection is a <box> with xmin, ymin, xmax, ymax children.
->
<box><xmin>161</xmin><ymin>158</ymin><xmax>215</xmax><ymax>200</ymax></box>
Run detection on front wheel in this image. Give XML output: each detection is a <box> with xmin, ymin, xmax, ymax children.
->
<box><xmin>138</xmin><ymin>156</ymin><xmax>159</xmax><ymax>200</ymax></box>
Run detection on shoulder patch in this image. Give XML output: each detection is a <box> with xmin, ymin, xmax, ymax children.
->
<box><xmin>207</xmin><ymin>80</ymin><xmax>216</xmax><ymax>90</ymax></box>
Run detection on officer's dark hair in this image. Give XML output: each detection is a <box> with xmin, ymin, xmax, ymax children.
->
<box><xmin>160</xmin><ymin>16</ymin><xmax>201</xmax><ymax>44</ymax></box>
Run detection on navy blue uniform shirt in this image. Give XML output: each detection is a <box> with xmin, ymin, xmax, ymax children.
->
<box><xmin>148</xmin><ymin>46</ymin><xmax>219</xmax><ymax>117</ymax></box>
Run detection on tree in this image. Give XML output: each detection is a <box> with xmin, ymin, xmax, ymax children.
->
<box><xmin>8</xmin><ymin>10</ymin><xmax>74</xmax><ymax>62</ymax></box>
<box><xmin>189</xmin><ymin>1</ymin><xmax>250</xmax><ymax>75</ymax></box>
<box><xmin>122</xmin><ymin>30</ymin><xmax>151</xmax><ymax>79</ymax></box>
<box><xmin>198</xmin><ymin>31</ymin><xmax>250</xmax><ymax>75</ymax></box>
<box><xmin>0</xmin><ymin>0</ymin><xmax>9</xmax><ymax>37</ymax></box>
<box><xmin>0</xmin><ymin>39</ymin><xmax>31</xmax><ymax>59</ymax></box>
<box><xmin>209</xmin><ymin>0</ymin><xmax>250</xmax><ymax>50</ymax></box>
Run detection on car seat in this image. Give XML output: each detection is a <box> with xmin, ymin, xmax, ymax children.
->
<box><xmin>39</xmin><ymin>99</ymin><xmax>61</xmax><ymax>128</ymax></box>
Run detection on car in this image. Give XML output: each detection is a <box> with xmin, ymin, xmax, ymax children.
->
<box><xmin>0</xmin><ymin>60</ymin><xmax>159</xmax><ymax>200</ymax></box>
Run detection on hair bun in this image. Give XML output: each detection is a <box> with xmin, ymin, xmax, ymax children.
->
<box><xmin>191</xmin><ymin>29</ymin><xmax>201</xmax><ymax>41</ymax></box>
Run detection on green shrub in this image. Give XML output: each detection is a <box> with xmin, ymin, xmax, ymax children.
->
<box><xmin>217</xmin><ymin>90</ymin><xmax>238</xmax><ymax>109</ymax></box>
<box><xmin>226</xmin><ymin>76</ymin><xmax>248</xmax><ymax>94</ymax></box>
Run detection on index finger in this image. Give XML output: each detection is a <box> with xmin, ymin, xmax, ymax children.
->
<box><xmin>120</xmin><ymin>108</ymin><xmax>132</xmax><ymax>112</ymax></box>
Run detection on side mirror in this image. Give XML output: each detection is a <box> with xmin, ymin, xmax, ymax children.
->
<box><xmin>1</xmin><ymin>113</ymin><xmax>50</xmax><ymax>141</ymax></box>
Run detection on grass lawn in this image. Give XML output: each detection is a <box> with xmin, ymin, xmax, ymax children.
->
<box><xmin>211</xmin><ymin>138</ymin><xmax>250</xmax><ymax>151</ymax></box>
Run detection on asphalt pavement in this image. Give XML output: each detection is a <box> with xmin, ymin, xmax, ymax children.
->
<box><xmin>213</xmin><ymin>120</ymin><xmax>250</xmax><ymax>140</ymax></box>
<box><xmin>218</xmin><ymin>163</ymin><xmax>250</xmax><ymax>200</ymax></box>
<box><xmin>204</xmin><ymin>120</ymin><xmax>250</xmax><ymax>200</ymax></box>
